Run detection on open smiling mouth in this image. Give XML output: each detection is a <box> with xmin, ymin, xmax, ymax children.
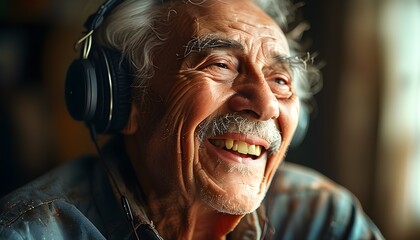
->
<box><xmin>208</xmin><ymin>139</ymin><xmax>266</xmax><ymax>159</ymax></box>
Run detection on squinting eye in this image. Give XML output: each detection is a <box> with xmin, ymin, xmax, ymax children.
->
<box><xmin>275</xmin><ymin>77</ymin><xmax>287</xmax><ymax>85</ymax></box>
<box><xmin>203</xmin><ymin>58</ymin><xmax>239</xmax><ymax>82</ymax></box>
<box><xmin>215</xmin><ymin>62</ymin><xmax>228</xmax><ymax>69</ymax></box>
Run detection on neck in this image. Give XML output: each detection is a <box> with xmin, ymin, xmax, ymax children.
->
<box><xmin>149</xmin><ymin>197</ymin><xmax>243</xmax><ymax>239</ymax></box>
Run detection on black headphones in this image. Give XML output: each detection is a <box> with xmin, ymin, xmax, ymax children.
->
<box><xmin>65</xmin><ymin>0</ymin><xmax>132</xmax><ymax>134</ymax></box>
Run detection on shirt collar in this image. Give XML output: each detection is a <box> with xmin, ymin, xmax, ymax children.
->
<box><xmin>94</xmin><ymin>136</ymin><xmax>161</xmax><ymax>239</ymax></box>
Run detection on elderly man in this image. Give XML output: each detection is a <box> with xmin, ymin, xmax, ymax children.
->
<box><xmin>0</xmin><ymin>0</ymin><xmax>383</xmax><ymax>239</ymax></box>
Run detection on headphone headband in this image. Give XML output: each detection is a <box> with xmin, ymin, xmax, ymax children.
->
<box><xmin>85</xmin><ymin>0</ymin><xmax>123</xmax><ymax>31</ymax></box>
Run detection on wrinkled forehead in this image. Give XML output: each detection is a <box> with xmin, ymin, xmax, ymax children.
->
<box><xmin>162</xmin><ymin>0</ymin><xmax>289</xmax><ymax>56</ymax></box>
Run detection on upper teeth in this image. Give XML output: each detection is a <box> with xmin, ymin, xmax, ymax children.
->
<box><xmin>212</xmin><ymin>139</ymin><xmax>262</xmax><ymax>157</ymax></box>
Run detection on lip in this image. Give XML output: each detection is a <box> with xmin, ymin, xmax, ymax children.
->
<box><xmin>204</xmin><ymin>134</ymin><xmax>268</xmax><ymax>165</ymax></box>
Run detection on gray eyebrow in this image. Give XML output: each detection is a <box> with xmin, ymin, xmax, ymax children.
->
<box><xmin>180</xmin><ymin>34</ymin><xmax>244</xmax><ymax>58</ymax></box>
<box><xmin>179</xmin><ymin>34</ymin><xmax>314</xmax><ymax>72</ymax></box>
<box><xmin>273</xmin><ymin>52</ymin><xmax>314</xmax><ymax>70</ymax></box>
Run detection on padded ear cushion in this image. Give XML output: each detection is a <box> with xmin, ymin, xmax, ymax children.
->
<box><xmin>65</xmin><ymin>59</ymin><xmax>98</xmax><ymax>122</ymax></box>
<box><xmin>93</xmin><ymin>47</ymin><xmax>132</xmax><ymax>133</ymax></box>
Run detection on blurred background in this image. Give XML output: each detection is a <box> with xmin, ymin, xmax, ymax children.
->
<box><xmin>0</xmin><ymin>0</ymin><xmax>419</xmax><ymax>239</ymax></box>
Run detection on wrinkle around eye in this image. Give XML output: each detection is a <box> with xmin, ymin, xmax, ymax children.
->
<box><xmin>267</xmin><ymin>79</ymin><xmax>293</xmax><ymax>99</ymax></box>
<box><xmin>183</xmin><ymin>51</ymin><xmax>240</xmax><ymax>82</ymax></box>
<box><xmin>201</xmin><ymin>61</ymin><xmax>239</xmax><ymax>82</ymax></box>
<box><xmin>276</xmin><ymin>85</ymin><xmax>293</xmax><ymax>98</ymax></box>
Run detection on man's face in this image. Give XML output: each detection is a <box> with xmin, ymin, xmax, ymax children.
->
<box><xmin>135</xmin><ymin>0</ymin><xmax>299</xmax><ymax>214</ymax></box>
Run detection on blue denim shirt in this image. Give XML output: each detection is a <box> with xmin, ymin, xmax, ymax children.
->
<box><xmin>0</xmin><ymin>138</ymin><xmax>384</xmax><ymax>239</ymax></box>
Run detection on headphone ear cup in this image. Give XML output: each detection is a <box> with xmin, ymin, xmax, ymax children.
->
<box><xmin>65</xmin><ymin>47</ymin><xmax>132</xmax><ymax>134</ymax></box>
<box><xmin>92</xmin><ymin>47</ymin><xmax>132</xmax><ymax>133</ymax></box>
<box><xmin>65</xmin><ymin>59</ymin><xmax>98</xmax><ymax>123</ymax></box>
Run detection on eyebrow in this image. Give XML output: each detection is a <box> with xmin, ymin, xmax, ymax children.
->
<box><xmin>273</xmin><ymin>54</ymin><xmax>291</xmax><ymax>65</ymax></box>
<box><xmin>180</xmin><ymin>34</ymin><xmax>311</xmax><ymax>71</ymax></box>
<box><xmin>180</xmin><ymin>34</ymin><xmax>244</xmax><ymax>58</ymax></box>
<box><xmin>274</xmin><ymin>52</ymin><xmax>314</xmax><ymax>70</ymax></box>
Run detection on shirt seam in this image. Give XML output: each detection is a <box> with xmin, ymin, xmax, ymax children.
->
<box><xmin>0</xmin><ymin>197</ymin><xmax>64</xmax><ymax>226</ymax></box>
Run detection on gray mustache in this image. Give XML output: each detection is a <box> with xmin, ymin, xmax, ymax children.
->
<box><xmin>197</xmin><ymin>113</ymin><xmax>282</xmax><ymax>154</ymax></box>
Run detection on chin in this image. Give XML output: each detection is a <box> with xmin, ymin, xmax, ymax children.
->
<box><xmin>196</xmin><ymin>142</ymin><xmax>270</xmax><ymax>215</ymax></box>
<box><xmin>200</xmin><ymin>184</ymin><xmax>267</xmax><ymax>215</ymax></box>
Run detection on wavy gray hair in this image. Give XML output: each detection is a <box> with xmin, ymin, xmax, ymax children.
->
<box><xmin>95</xmin><ymin>0</ymin><xmax>321</xmax><ymax>102</ymax></box>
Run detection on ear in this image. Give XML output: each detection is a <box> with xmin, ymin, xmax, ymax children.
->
<box><xmin>120</xmin><ymin>102</ymin><xmax>139</xmax><ymax>135</ymax></box>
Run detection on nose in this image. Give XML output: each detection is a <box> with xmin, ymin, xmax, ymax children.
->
<box><xmin>228</xmin><ymin>76</ymin><xmax>280</xmax><ymax>121</ymax></box>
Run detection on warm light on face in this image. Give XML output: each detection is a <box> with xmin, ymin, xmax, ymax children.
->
<box><xmin>141</xmin><ymin>0</ymin><xmax>300</xmax><ymax>215</ymax></box>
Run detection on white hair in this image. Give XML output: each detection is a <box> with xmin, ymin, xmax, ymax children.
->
<box><xmin>95</xmin><ymin>0</ymin><xmax>321</xmax><ymax>101</ymax></box>
<box><xmin>95</xmin><ymin>0</ymin><xmax>167</xmax><ymax>89</ymax></box>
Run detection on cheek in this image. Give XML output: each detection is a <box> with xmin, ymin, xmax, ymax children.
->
<box><xmin>163</xmin><ymin>76</ymin><xmax>231</xmax><ymax>134</ymax></box>
<box><xmin>153</xmin><ymin>77</ymin><xmax>232</xmax><ymax>193</ymax></box>
<box><xmin>264</xmin><ymin>101</ymin><xmax>299</xmax><ymax>184</ymax></box>
<box><xmin>140</xmin><ymin>77</ymin><xmax>231</xmax><ymax>193</ymax></box>
<box><xmin>277</xmin><ymin>100</ymin><xmax>300</xmax><ymax>142</ymax></box>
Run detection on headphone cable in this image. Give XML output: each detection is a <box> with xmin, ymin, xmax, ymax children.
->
<box><xmin>88</xmin><ymin>125</ymin><xmax>141</xmax><ymax>240</ymax></box>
